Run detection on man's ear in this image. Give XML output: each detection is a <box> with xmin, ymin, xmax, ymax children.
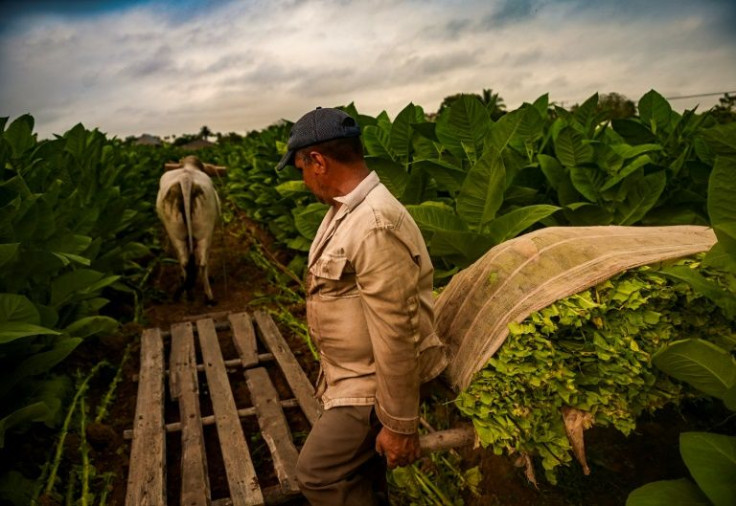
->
<box><xmin>309</xmin><ymin>151</ymin><xmax>328</xmax><ymax>174</ymax></box>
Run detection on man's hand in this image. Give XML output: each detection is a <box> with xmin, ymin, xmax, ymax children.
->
<box><xmin>375</xmin><ymin>426</ymin><xmax>422</xmax><ymax>469</ymax></box>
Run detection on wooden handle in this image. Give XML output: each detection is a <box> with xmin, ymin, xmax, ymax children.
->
<box><xmin>418</xmin><ymin>424</ymin><xmax>475</xmax><ymax>453</ymax></box>
<box><xmin>163</xmin><ymin>162</ymin><xmax>227</xmax><ymax>177</ymax></box>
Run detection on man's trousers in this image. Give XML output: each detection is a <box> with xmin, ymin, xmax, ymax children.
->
<box><xmin>296</xmin><ymin>405</ymin><xmax>388</xmax><ymax>505</ymax></box>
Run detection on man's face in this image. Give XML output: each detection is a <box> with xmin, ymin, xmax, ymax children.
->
<box><xmin>295</xmin><ymin>152</ymin><xmax>326</xmax><ymax>204</ymax></box>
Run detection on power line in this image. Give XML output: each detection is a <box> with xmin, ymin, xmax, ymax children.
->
<box><xmin>664</xmin><ymin>90</ymin><xmax>736</xmax><ymax>101</ymax></box>
<box><xmin>554</xmin><ymin>90</ymin><xmax>734</xmax><ymax>108</ymax></box>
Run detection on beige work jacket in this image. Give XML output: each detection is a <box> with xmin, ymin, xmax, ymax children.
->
<box><xmin>305</xmin><ymin>171</ymin><xmax>447</xmax><ymax>434</ymax></box>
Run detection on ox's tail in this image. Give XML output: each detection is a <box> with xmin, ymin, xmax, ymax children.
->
<box><xmin>179</xmin><ymin>177</ymin><xmax>195</xmax><ymax>255</ymax></box>
<box><xmin>179</xmin><ymin>176</ymin><xmax>198</xmax><ymax>297</ymax></box>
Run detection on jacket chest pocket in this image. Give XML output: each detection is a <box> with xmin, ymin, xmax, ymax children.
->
<box><xmin>310</xmin><ymin>254</ymin><xmax>359</xmax><ymax>298</ymax></box>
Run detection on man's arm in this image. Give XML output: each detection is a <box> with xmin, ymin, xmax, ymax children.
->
<box><xmin>354</xmin><ymin>228</ymin><xmax>424</xmax><ymax>465</ymax></box>
<box><xmin>375</xmin><ymin>427</ymin><xmax>422</xmax><ymax>469</ymax></box>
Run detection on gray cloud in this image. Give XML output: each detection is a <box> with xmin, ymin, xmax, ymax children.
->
<box><xmin>121</xmin><ymin>45</ymin><xmax>176</xmax><ymax>78</ymax></box>
<box><xmin>1</xmin><ymin>0</ymin><xmax>734</xmax><ymax>139</ymax></box>
<box><xmin>482</xmin><ymin>0</ymin><xmax>541</xmax><ymax>28</ymax></box>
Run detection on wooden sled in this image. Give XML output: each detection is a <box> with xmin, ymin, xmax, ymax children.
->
<box><xmin>124</xmin><ymin>310</ymin><xmax>473</xmax><ymax>506</ymax></box>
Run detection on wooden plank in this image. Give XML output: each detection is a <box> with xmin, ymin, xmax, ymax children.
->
<box><xmin>229</xmin><ymin>313</ymin><xmax>259</xmax><ymax>368</ymax></box>
<box><xmin>197</xmin><ymin>318</ymin><xmax>264</xmax><ymax>506</ymax></box>
<box><xmin>161</xmin><ymin>320</ymin><xmax>230</xmax><ymax>339</ymax></box>
<box><xmin>183</xmin><ymin>310</ymin><xmax>231</xmax><ymax>322</ymax></box>
<box><xmin>125</xmin><ymin>328</ymin><xmax>166</xmax><ymax>506</ymax></box>
<box><xmin>134</xmin><ymin>354</ymin><xmax>274</xmax><ymax>383</ymax></box>
<box><xmin>211</xmin><ymin>484</ymin><xmax>295</xmax><ymax>506</ymax></box>
<box><xmin>253</xmin><ymin>311</ymin><xmax>320</xmax><ymax>425</ymax></box>
<box><xmin>123</xmin><ymin>399</ymin><xmax>301</xmax><ymax>440</ymax></box>
<box><xmin>171</xmin><ymin>322</ymin><xmax>210</xmax><ymax>506</ymax></box>
<box><xmin>245</xmin><ymin>368</ymin><xmax>300</xmax><ymax>495</ymax></box>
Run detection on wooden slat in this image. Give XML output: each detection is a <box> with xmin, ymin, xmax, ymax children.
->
<box><xmin>123</xmin><ymin>399</ymin><xmax>301</xmax><ymax>440</ymax></box>
<box><xmin>197</xmin><ymin>318</ymin><xmax>265</xmax><ymax>506</ymax></box>
<box><xmin>245</xmin><ymin>368</ymin><xmax>300</xmax><ymax>495</ymax></box>
<box><xmin>229</xmin><ymin>313</ymin><xmax>259</xmax><ymax>368</ymax></box>
<box><xmin>134</xmin><ymin>354</ymin><xmax>274</xmax><ymax>383</ymax></box>
<box><xmin>171</xmin><ymin>322</ymin><xmax>210</xmax><ymax>506</ymax></box>
<box><xmin>253</xmin><ymin>311</ymin><xmax>320</xmax><ymax>425</ymax></box>
<box><xmin>126</xmin><ymin>328</ymin><xmax>166</xmax><ymax>506</ymax></box>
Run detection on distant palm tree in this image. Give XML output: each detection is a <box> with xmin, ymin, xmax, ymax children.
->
<box><xmin>198</xmin><ymin>125</ymin><xmax>213</xmax><ymax>141</ymax></box>
<box><xmin>437</xmin><ymin>88</ymin><xmax>506</xmax><ymax>120</ymax></box>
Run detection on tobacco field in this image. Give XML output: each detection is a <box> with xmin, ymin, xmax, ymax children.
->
<box><xmin>1</xmin><ymin>89</ymin><xmax>735</xmax><ymax>505</ymax></box>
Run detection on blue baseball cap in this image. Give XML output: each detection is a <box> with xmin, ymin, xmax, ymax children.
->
<box><xmin>275</xmin><ymin>107</ymin><xmax>361</xmax><ymax>171</ymax></box>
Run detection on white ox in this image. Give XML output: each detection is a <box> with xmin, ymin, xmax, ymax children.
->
<box><xmin>156</xmin><ymin>156</ymin><xmax>221</xmax><ymax>305</ymax></box>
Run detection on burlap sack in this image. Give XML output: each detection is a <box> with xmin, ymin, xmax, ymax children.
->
<box><xmin>435</xmin><ymin>225</ymin><xmax>718</xmax><ymax>391</ymax></box>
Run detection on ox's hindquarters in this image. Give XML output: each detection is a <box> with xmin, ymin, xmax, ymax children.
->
<box><xmin>158</xmin><ymin>184</ymin><xmax>198</xmax><ymax>301</ymax></box>
<box><xmin>190</xmin><ymin>187</ymin><xmax>218</xmax><ymax>305</ymax></box>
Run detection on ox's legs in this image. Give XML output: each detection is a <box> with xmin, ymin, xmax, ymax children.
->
<box><xmin>169</xmin><ymin>238</ymin><xmax>191</xmax><ymax>302</ymax></box>
<box><xmin>200</xmin><ymin>264</ymin><xmax>216</xmax><ymax>306</ymax></box>
<box><xmin>195</xmin><ymin>237</ymin><xmax>217</xmax><ymax>305</ymax></box>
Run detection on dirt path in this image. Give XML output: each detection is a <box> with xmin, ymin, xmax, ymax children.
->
<box><xmin>99</xmin><ymin>214</ymin><xmax>314</xmax><ymax>505</ymax></box>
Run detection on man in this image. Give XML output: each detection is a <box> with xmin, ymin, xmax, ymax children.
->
<box><xmin>276</xmin><ymin>107</ymin><xmax>447</xmax><ymax>505</ymax></box>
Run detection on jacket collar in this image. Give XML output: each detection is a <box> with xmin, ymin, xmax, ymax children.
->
<box><xmin>308</xmin><ymin>171</ymin><xmax>381</xmax><ymax>267</ymax></box>
<box><xmin>333</xmin><ymin>170</ymin><xmax>380</xmax><ymax>216</ymax></box>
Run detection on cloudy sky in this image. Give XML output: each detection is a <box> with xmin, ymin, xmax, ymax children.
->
<box><xmin>1</xmin><ymin>0</ymin><xmax>735</xmax><ymax>139</ymax></box>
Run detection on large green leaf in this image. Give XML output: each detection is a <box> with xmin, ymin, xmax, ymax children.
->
<box><xmin>436</xmin><ymin>96</ymin><xmax>490</xmax><ymax>164</ymax></box>
<box><xmin>626</xmin><ymin>478</ymin><xmax>710</xmax><ymax>506</ymax></box>
<box><xmin>456</xmin><ymin>149</ymin><xmax>506</xmax><ymax>229</ymax></box>
<box><xmin>600</xmin><ymin>154</ymin><xmax>653</xmax><ymax>192</ymax></box>
<box><xmin>701</xmin><ymin>123</ymin><xmax>736</xmax><ymax>157</ymax></box>
<box><xmin>410</xmin><ymin>121</ymin><xmax>439</xmax><ymax>143</ymax></box>
<box><xmin>63</xmin><ymin>316</ymin><xmax>118</xmax><ymax>339</ymax></box>
<box><xmin>653</xmin><ymin>338</ymin><xmax>736</xmax><ymax>400</ymax></box>
<box><xmin>487</xmin><ymin>105</ymin><xmax>543</xmax><ymax>152</ymax></box>
<box><xmin>660</xmin><ymin>265</ymin><xmax>736</xmax><ymax>319</ymax></box>
<box><xmin>406</xmin><ymin>202</ymin><xmax>468</xmax><ymax>233</ymax></box>
<box><xmin>573</xmin><ymin>93</ymin><xmax>600</xmax><ymax>131</ymax></box>
<box><xmin>0</xmin><ymin>294</ymin><xmax>40</xmax><ymax>324</ymax></box>
<box><xmin>365</xmin><ymin>156</ymin><xmax>409</xmax><ymax>199</ymax></box>
<box><xmin>708</xmin><ymin>156</ymin><xmax>736</xmax><ymax>253</ymax></box>
<box><xmin>531</xmin><ymin>93</ymin><xmax>549</xmax><ymax>117</ymax></box>
<box><xmin>0</xmin><ymin>243</ymin><xmax>18</xmax><ymax>269</ymax></box>
<box><xmin>704</xmin><ymin>243</ymin><xmax>736</xmax><ymax>275</ymax></box>
<box><xmin>487</xmin><ymin>205</ymin><xmax>560</xmax><ymax>244</ymax></box>
<box><xmin>617</xmin><ymin>170</ymin><xmax>667</xmax><ymax>225</ymax></box>
<box><xmin>0</xmin><ymin>403</ymin><xmax>49</xmax><ymax>449</ymax></box>
<box><xmin>430</xmin><ymin>230</ymin><xmax>496</xmax><ymax>267</ymax></box>
<box><xmin>724</xmin><ymin>384</ymin><xmax>736</xmax><ymax>412</ymax></box>
<box><xmin>610</xmin><ymin>143</ymin><xmax>663</xmax><ymax>160</ymax></box>
<box><xmin>412</xmin><ymin>159</ymin><xmax>466</xmax><ymax>194</ymax></box>
<box><xmin>390</xmin><ymin>103</ymin><xmax>422</xmax><ymax>159</ymax></box>
<box><xmin>0</xmin><ymin>375</ymin><xmax>70</xmax><ymax>447</ymax></box>
<box><xmin>275</xmin><ymin>180</ymin><xmax>310</xmax><ymax>198</ymax></box>
<box><xmin>612</xmin><ymin>119</ymin><xmax>659</xmax><ymax>145</ymax></box>
<box><xmin>2</xmin><ymin>115</ymin><xmax>35</xmax><ymax>159</ymax></box>
<box><xmin>538</xmin><ymin>154</ymin><xmax>566</xmax><ymax>191</ymax></box>
<box><xmin>563</xmin><ymin>202</ymin><xmax>614</xmax><ymax>226</ymax></box>
<box><xmin>0</xmin><ymin>322</ymin><xmax>59</xmax><ymax>344</ymax></box>
<box><xmin>362</xmin><ymin>125</ymin><xmax>394</xmax><ymax>159</ymax></box>
<box><xmin>0</xmin><ymin>470</ymin><xmax>36</xmax><ymax>504</ymax></box>
<box><xmin>554</xmin><ymin>126</ymin><xmax>594</xmax><ymax>168</ymax></box>
<box><xmin>569</xmin><ymin>165</ymin><xmax>604</xmax><ymax>203</ymax></box>
<box><xmin>0</xmin><ymin>337</ymin><xmax>82</xmax><ymax>398</ymax></box>
<box><xmin>639</xmin><ymin>90</ymin><xmax>673</xmax><ymax>132</ymax></box>
<box><xmin>401</xmin><ymin>168</ymin><xmax>430</xmax><ymax>205</ymax></box>
<box><xmin>293</xmin><ymin>203</ymin><xmax>328</xmax><ymax>241</ymax></box>
<box><xmin>50</xmin><ymin>269</ymin><xmax>120</xmax><ymax>308</ymax></box>
<box><xmin>680</xmin><ymin>432</ymin><xmax>736</xmax><ymax>506</ymax></box>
